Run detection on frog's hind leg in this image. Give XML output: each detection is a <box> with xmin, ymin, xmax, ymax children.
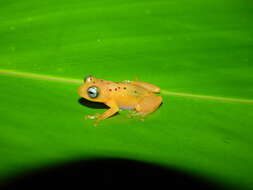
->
<box><xmin>131</xmin><ymin>81</ymin><xmax>160</xmax><ymax>93</ymax></box>
<box><xmin>133</xmin><ymin>96</ymin><xmax>162</xmax><ymax>117</ymax></box>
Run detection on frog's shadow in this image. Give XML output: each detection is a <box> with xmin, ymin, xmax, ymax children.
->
<box><xmin>78</xmin><ymin>98</ymin><xmax>163</xmax><ymax>117</ymax></box>
<box><xmin>78</xmin><ymin>98</ymin><xmax>109</xmax><ymax>109</ymax></box>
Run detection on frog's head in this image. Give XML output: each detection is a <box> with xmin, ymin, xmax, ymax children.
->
<box><xmin>78</xmin><ymin>76</ymin><xmax>105</xmax><ymax>102</ymax></box>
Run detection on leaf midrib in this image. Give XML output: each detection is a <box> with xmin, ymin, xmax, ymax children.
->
<box><xmin>1</xmin><ymin>68</ymin><xmax>253</xmax><ymax>104</ymax></box>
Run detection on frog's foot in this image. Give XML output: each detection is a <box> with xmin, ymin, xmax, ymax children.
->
<box><xmin>93</xmin><ymin>119</ymin><xmax>102</xmax><ymax>127</ymax></box>
<box><xmin>127</xmin><ymin>112</ymin><xmax>140</xmax><ymax>118</ymax></box>
<box><xmin>84</xmin><ymin>113</ymin><xmax>100</xmax><ymax>120</ymax></box>
<box><xmin>127</xmin><ymin>112</ymin><xmax>146</xmax><ymax>121</ymax></box>
<box><xmin>84</xmin><ymin>114</ymin><xmax>101</xmax><ymax>127</ymax></box>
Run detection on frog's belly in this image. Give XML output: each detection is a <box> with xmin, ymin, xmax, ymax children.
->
<box><xmin>119</xmin><ymin>105</ymin><xmax>135</xmax><ymax>110</ymax></box>
<box><xmin>116</xmin><ymin>96</ymin><xmax>139</xmax><ymax>110</ymax></box>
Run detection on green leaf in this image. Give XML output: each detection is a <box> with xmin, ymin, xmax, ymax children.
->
<box><xmin>0</xmin><ymin>0</ymin><xmax>253</xmax><ymax>189</ymax></box>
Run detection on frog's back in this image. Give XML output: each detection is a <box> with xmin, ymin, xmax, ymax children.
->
<box><xmin>122</xmin><ymin>82</ymin><xmax>151</xmax><ymax>97</ymax></box>
<box><xmin>90</xmin><ymin>77</ymin><xmax>157</xmax><ymax>109</ymax></box>
<box><xmin>107</xmin><ymin>81</ymin><xmax>152</xmax><ymax>107</ymax></box>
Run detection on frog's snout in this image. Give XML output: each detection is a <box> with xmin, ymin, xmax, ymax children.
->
<box><xmin>78</xmin><ymin>86</ymin><xmax>85</xmax><ymax>97</ymax></box>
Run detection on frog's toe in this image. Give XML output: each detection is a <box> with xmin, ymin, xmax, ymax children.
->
<box><xmin>93</xmin><ymin>120</ymin><xmax>100</xmax><ymax>127</ymax></box>
<box><xmin>84</xmin><ymin>113</ymin><xmax>100</xmax><ymax>120</ymax></box>
<box><xmin>84</xmin><ymin>115</ymin><xmax>95</xmax><ymax>119</ymax></box>
<box><xmin>127</xmin><ymin>112</ymin><xmax>143</xmax><ymax>118</ymax></box>
<box><xmin>127</xmin><ymin>114</ymin><xmax>132</xmax><ymax>118</ymax></box>
<box><xmin>127</xmin><ymin>112</ymin><xmax>136</xmax><ymax>118</ymax></box>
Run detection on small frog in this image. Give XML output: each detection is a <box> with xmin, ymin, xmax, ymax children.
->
<box><xmin>78</xmin><ymin>76</ymin><xmax>162</xmax><ymax>124</ymax></box>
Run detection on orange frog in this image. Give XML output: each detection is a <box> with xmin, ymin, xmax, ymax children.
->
<box><xmin>78</xmin><ymin>76</ymin><xmax>162</xmax><ymax>124</ymax></box>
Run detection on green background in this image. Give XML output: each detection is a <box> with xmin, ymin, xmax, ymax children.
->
<box><xmin>0</xmin><ymin>0</ymin><xmax>253</xmax><ymax>189</ymax></box>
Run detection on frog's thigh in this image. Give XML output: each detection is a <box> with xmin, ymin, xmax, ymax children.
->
<box><xmin>135</xmin><ymin>96</ymin><xmax>162</xmax><ymax>115</ymax></box>
<box><xmin>131</xmin><ymin>81</ymin><xmax>160</xmax><ymax>93</ymax></box>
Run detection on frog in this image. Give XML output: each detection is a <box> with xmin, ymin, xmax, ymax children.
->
<box><xmin>78</xmin><ymin>76</ymin><xmax>162</xmax><ymax>124</ymax></box>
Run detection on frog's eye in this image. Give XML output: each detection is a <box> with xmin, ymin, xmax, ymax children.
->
<box><xmin>84</xmin><ymin>75</ymin><xmax>93</xmax><ymax>83</ymax></box>
<box><xmin>87</xmin><ymin>86</ymin><xmax>99</xmax><ymax>98</ymax></box>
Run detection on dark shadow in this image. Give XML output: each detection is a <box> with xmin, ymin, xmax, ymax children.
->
<box><xmin>78</xmin><ymin>98</ymin><xmax>108</xmax><ymax>109</ymax></box>
<box><xmin>79</xmin><ymin>98</ymin><xmax>163</xmax><ymax>111</ymax></box>
<box><xmin>0</xmin><ymin>158</ymin><xmax>231</xmax><ymax>189</ymax></box>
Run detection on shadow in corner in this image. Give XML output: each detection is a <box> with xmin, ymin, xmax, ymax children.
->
<box><xmin>78</xmin><ymin>98</ymin><xmax>108</xmax><ymax>109</ymax></box>
<box><xmin>0</xmin><ymin>158</ymin><xmax>230</xmax><ymax>189</ymax></box>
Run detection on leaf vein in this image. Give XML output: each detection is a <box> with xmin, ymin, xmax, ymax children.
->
<box><xmin>1</xmin><ymin>68</ymin><xmax>252</xmax><ymax>104</ymax></box>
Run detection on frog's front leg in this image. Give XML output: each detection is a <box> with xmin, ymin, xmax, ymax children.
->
<box><xmin>95</xmin><ymin>100</ymin><xmax>119</xmax><ymax>124</ymax></box>
<box><xmin>134</xmin><ymin>96</ymin><xmax>162</xmax><ymax>116</ymax></box>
